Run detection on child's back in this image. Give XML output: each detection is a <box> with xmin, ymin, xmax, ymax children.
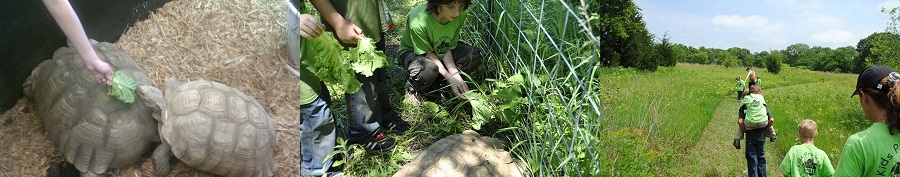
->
<box><xmin>780</xmin><ymin>119</ymin><xmax>834</xmax><ymax>176</ymax></box>
<box><xmin>742</xmin><ymin>93</ymin><xmax>768</xmax><ymax>124</ymax></box>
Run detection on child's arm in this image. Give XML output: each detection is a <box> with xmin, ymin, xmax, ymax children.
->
<box><xmin>441</xmin><ymin>51</ymin><xmax>468</xmax><ymax>99</ymax></box>
<box><xmin>310</xmin><ymin>0</ymin><xmax>361</xmax><ymax>44</ymax></box>
<box><xmin>43</xmin><ymin>0</ymin><xmax>112</xmax><ymax>84</ymax></box>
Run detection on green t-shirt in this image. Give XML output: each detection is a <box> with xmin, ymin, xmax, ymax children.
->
<box><xmin>781</xmin><ymin>143</ymin><xmax>835</xmax><ymax>177</ymax></box>
<box><xmin>293</xmin><ymin>1</ymin><xmax>324</xmax><ymax>105</ymax></box>
<box><xmin>742</xmin><ymin>93</ymin><xmax>768</xmax><ymax>123</ymax></box>
<box><xmin>398</xmin><ymin>4</ymin><xmax>469</xmax><ymax>56</ymax></box>
<box><xmin>736</xmin><ymin>80</ymin><xmax>745</xmax><ymax>91</ymax></box>
<box><xmin>834</xmin><ymin>123</ymin><xmax>900</xmax><ymax>176</ymax></box>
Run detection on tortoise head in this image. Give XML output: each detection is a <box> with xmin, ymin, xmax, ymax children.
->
<box><xmin>136</xmin><ymin>85</ymin><xmax>165</xmax><ymax>122</ymax></box>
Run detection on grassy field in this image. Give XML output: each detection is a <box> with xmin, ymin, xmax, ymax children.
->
<box><xmin>599</xmin><ymin>63</ymin><xmax>867</xmax><ymax>175</ymax></box>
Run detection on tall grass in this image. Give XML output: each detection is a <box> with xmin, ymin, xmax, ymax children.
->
<box><xmin>598</xmin><ymin>64</ymin><xmax>868</xmax><ymax>174</ymax></box>
<box><xmin>462</xmin><ymin>0</ymin><xmax>602</xmax><ymax>176</ymax></box>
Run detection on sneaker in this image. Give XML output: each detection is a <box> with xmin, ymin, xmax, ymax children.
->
<box><xmin>733</xmin><ymin>139</ymin><xmax>741</xmax><ymax>149</ymax></box>
<box><xmin>383</xmin><ymin>118</ymin><xmax>411</xmax><ymax>134</ymax></box>
<box><xmin>770</xmin><ymin>135</ymin><xmax>777</xmax><ymax>142</ymax></box>
<box><xmin>349</xmin><ymin>133</ymin><xmax>395</xmax><ymax>152</ymax></box>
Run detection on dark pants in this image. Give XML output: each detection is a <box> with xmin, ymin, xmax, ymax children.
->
<box><xmin>401</xmin><ymin>42</ymin><xmax>482</xmax><ymax>94</ymax></box>
<box><xmin>745</xmin><ymin>128</ymin><xmax>768</xmax><ymax>177</ymax></box>
<box><xmin>346</xmin><ymin>33</ymin><xmax>399</xmax><ymax>143</ymax></box>
<box><xmin>299</xmin><ymin>83</ymin><xmax>336</xmax><ymax>177</ymax></box>
<box><xmin>737</xmin><ymin>91</ymin><xmax>744</xmax><ymax>100</ymax></box>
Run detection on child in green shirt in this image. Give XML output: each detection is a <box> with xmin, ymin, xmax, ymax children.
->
<box><xmin>780</xmin><ymin>119</ymin><xmax>834</xmax><ymax>177</ymax></box>
<box><xmin>398</xmin><ymin>0</ymin><xmax>481</xmax><ymax>100</ymax></box>
<box><xmin>734</xmin><ymin>85</ymin><xmax>777</xmax><ymax>149</ymax></box>
<box><xmin>736</xmin><ymin>77</ymin><xmax>745</xmax><ymax>100</ymax></box>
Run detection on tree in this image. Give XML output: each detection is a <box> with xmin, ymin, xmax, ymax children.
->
<box><xmin>656</xmin><ymin>33</ymin><xmax>678</xmax><ymax>67</ymax></box>
<box><xmin>689</xmin><ymin>51</ymin><xmax>709</xmax><ymax>64</ymax></box>
<box><xmin>764</xmin><ymin>50</ymin><xmax>784</xmax><ymax>74</ymax></box>
<box><xmin>722</xmin><ymin>52</ymin><xmax>739</xmax><ymax>67</ymax></box>
<box><xmin>783</xmin><ymin>43</ymin><xmax>810</xmax><ymax>66</ymax></box>
<box><xmin>855</xmin><ymin>32</ymin><xmax>900</xmax><ymax>73</ymax></box>
<box><xmin>727</xmin><ymin>47</ymin><xmax>753</xmax><ymax>67</ymax></box>
<box><xmin>597</xmin><ymin>0</ymin><xmax>658</xmax><ymax>71</ymax></box>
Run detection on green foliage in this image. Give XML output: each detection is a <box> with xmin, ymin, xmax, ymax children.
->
<box><xmin>107</xmin><ymin>71</ymin><xmax>138</xmax><ymax>103</ymax></box>
<box><xmin>784</xmin><ymin>43</ymin><xmax>810</xmax><ymax>66</ymax></box>
<box><xmin>654</xmin><ymin>34</ymin><xmax>684</xmax><ymax>66</ymax></box>
<box><xmin>764</xmin><ymin>50</ymin><xmax>784</xmax><ymax>74</ymax></box>
<box><xmin>465</xmin><ymin>73</ymin><xmax>528</xmax><ymax>130</ymax></box>
<box><xmin>870</xmin><ymin>32</ymin><xmax>900</xmax><ymax>70</ymax></box>
<box><xmin>596</xmin><ymin>0</ymin><xmax>658</xmax><ymax>71</ymax></box>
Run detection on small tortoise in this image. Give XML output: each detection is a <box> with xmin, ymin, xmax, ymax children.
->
<box><xmin>23</xmin><ymin>41</ymin><xmax>158</xmax><ymax>176</ymax></box>
<box><xmin>137</xmin><ymin>79</ymin><xmax>276</xmax><ymax>177</ymax></box>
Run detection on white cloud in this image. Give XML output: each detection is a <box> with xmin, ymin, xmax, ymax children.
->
<box><xmin>809</xmin><ymin>29</ymin><xmax>854</xmax><ymax>43</ymax></box>
<box><xmin>711</xmin><ymin>15</ymin><xmax>784</xmax><ymax>35</ymax></box>
<box><xmin>806</xmin><ymin>15</ymin><xmax>843</xmax><ymax>26</ymax></box>
<box><xmin>712</xmin><ymin>15</ymin><xmax>769</xmax><ymax>27</ymax></box>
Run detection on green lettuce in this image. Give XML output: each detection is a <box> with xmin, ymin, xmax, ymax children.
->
<box><xmin>302</xmin><ymin>32</ymin><xmax>388</xmax><ymax>93</ymax></box>
<box><xmin>107</xmin><ymin>71</ymin><xmax>138</xmax><ymax>103</ymax></box>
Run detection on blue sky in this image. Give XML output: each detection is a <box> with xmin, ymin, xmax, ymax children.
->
<box><xmin>634</xmin><ymin>0</ymin><xmax>900</xmax><ymax>52</ymax></box>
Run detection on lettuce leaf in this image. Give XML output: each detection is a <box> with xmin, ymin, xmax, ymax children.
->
<box><xmin>107</xmin><ymin>71</ymin><xmax>138</xmax><ymax>103</ymax></box>
<box><xmin>302</xmin><ymin>32</ymin><xmax>387</xmax><ymax>93</ymax></box>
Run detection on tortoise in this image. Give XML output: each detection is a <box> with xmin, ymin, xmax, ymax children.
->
<box><xmin>23</xmin><ymin>41</ymin><xmax>159</xmax><ymax>176</ymax></box>
<box><xmin>136</xmin><ymin>79</ymin><xmax>276</xmax><ymax>177</ymax></box>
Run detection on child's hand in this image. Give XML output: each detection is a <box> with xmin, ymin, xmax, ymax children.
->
<box><xmin>447</xmin><ymin>73</ymin><xmax>469</xmax><ymax>99</ymax></box>
<box><xmin>334</xmin><ymin>19</ymin><xmax>362</xmax><ymax>44</ymax></box>
<box><xmin>297</xmin><ymin>14</ymin><xmax>326</xmax><ymax>39</ymax></box>
<box><xmin>85</xmin><ymin>58</ymin><xmax>113</xmax><ymax>85</ymax></box>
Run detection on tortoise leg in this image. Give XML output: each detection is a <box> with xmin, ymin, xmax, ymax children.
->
<box><xmin>153</xmin><ymin>141</ymin><xmax>173</xmax><ymax>177</ymax></box>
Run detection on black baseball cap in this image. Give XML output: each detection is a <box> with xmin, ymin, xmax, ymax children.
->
<box><xmin>852</xmin><ymin>65</ymin><xmax>896</xmax><ymax>97</ymax></box>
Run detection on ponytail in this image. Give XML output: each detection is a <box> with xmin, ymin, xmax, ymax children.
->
<box><xmin>887</xmin><ymin>73</ymin><xmax>900</xmax><ymax>134</ymax></box>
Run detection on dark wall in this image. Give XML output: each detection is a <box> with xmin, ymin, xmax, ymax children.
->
<box><xmin>0</xmin><ymin>0</ymin><xmax>171</xmax><ymax>113</ymax></box>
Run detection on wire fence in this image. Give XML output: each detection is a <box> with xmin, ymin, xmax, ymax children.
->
<box><xmin>463</xmin><ymin>0</ymin><xmax>602</xmax><ymax>176</ymax></box>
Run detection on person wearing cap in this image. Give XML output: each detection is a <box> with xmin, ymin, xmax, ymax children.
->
<box><xmin>780</xmin><ymin>119</ymin><xmax>834</xmax><ymax>177</ymax></box>
<box><xmin>834</xmin><ymin>65</ymin><xmax>900</xmax><ymax>176</ymax></box>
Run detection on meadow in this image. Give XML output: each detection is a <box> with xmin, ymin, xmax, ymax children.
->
<box><xmin>599</xmin><ymin>63</ymin><xmax>866</xmax><ymax>175</ymax></box>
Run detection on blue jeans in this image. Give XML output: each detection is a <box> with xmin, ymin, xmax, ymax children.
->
<box><xmin>745</xmin><ymin>128</ymin><xmax>767</xmax><ymax>177</ymax></box>
<box><xmin>346</xmin><ymin>67</ymin><xmax>398</xmax><ymax>142</ymax></box>
<box><xmin>299</xmin><ymin>85</ymin><xmax>336</xmax><ymax>177</ymax></box>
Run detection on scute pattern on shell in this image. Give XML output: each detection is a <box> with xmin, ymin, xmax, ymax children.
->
<box><xmin>22</xmin><ymin>42</ymin><xmax>158</xmax><ymax>175</ymax></box>
<box><xmin>161</xmin><ymin>79</ymin><xmax>276</xmax><ymax>177</ymax></box>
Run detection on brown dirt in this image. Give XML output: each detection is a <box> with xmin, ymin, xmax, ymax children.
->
<box><xmin>0</xmin><ymin>0</ymin><xmax>305</xmax><ymax>176</ymax></box>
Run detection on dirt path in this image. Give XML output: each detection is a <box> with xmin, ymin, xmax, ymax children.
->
<box><xmin>680</xmin><ymin>97</ymin><xmax>786</xmax><ymax>176</ymax></box>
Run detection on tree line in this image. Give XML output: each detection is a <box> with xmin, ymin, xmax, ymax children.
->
<box><xmin>596</xmin><ymin>0</ymin><xmax>900</xmax><ymax>74</ymax></box>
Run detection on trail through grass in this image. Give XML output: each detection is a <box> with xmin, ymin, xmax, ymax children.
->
<box><xmin>678</xmin><ymin>89</ymin><xmax>793</xmax><ymax>176</ymax></box>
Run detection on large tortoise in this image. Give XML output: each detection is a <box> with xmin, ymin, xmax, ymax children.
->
<box><xmin>137</xmin><ymin>79</ymin><xmax>276</xmax><ymax>177</ymax></box>
<box><xmin>23</xmin><ymin>41</ymin><xmax>159</xmax><ymax>176</ymax></box>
